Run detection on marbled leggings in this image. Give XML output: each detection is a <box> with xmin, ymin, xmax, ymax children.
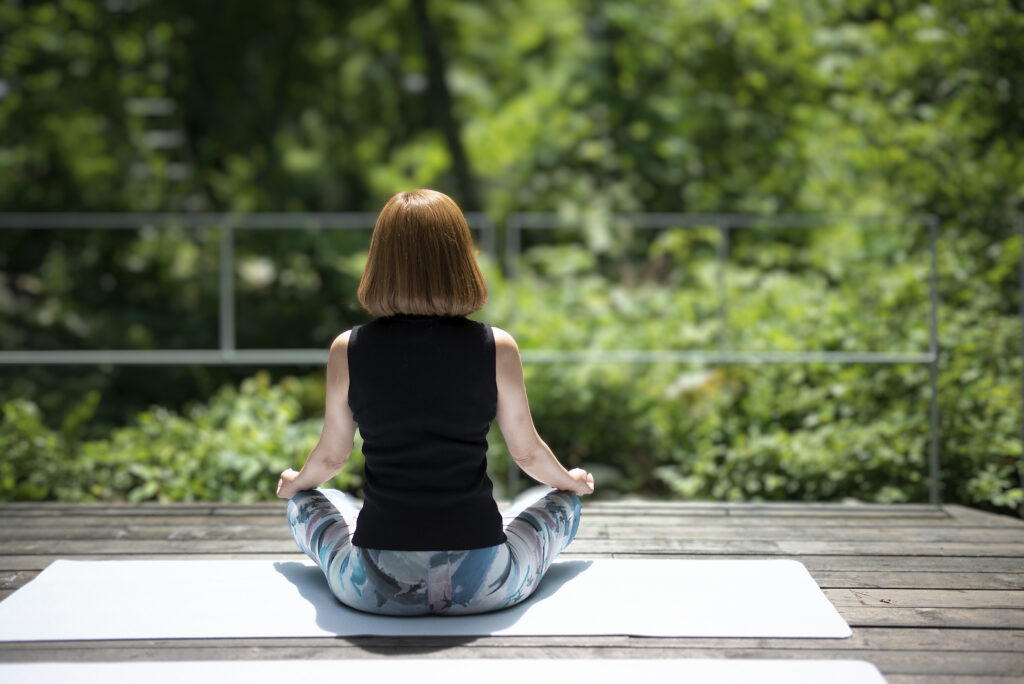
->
<box><xmin>286</xmin><ymin>487</ymin><xmax>581</xmax><ymax>616</ymax></box>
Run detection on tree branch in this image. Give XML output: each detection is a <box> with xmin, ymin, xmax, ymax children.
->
<box><xmin>410</xmin><ymin>0</ymin><xmax>480</xmax><ymax>210</ymax></box>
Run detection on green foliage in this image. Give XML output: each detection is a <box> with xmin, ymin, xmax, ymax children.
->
<box><xmin>1</xmin><ymin>226</ymin><xmax>1019</xmax><ymax>511</ymax></box>
<box><xmin>0</xmin><ymin>1</ymin><xmax>1021</xmax><ymax>511</ymax></box>
<box><xmin>486</xmin><ymin>223</ymin><xmax>1022</xmax><ymax>513</ymax></box>
<box><xmin>0</xmin><ymin>371</ymin><xmax>365</xmax><ymax>502</ymax></box>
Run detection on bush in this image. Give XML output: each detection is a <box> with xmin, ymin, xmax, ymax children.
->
<box><xmin>0</xmin><ymin>371</ymin><xmax>365</xmax><ymax>503</ymax></box>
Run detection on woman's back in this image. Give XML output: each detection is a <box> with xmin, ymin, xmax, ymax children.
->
<box><xmin>347</xmin><ymin>313</ymin><xmax>506</xmax><ymax>551</ymax></box>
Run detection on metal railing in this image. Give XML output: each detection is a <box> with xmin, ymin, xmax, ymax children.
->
<box><xmin>0</xmin><ymin>212</ymin><xmax>495</xmax><ymax>366</ymax></box>
<box><xmin>2</xmin><ymin>212</ymin><xmax>942</xmax><ymax>503</ymax></box>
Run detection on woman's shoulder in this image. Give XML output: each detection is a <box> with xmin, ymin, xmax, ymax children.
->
<box><xmin>330</xmin><ymin>328</ymin><xmax>353</xmax><ymax>352</ymax></box>
<box><xmin>489</xmin><ymin>326</ymin><xmax>521</xmax><ymax>365</ymax></box>
<box><xmin>489</xmin><ymin>325</ymin><xmax>516</xmax><ymax>347</ymax></box>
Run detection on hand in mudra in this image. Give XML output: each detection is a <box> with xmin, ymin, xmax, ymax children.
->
<box><xmin>276</xmin><ymin>468</ymin><xmax>300</xmax><ymax>500</ymax></box>
<box><xmin>568</xmin><ymin>468</ymin><xmax>595</xmax><ymax>496</ymax></box>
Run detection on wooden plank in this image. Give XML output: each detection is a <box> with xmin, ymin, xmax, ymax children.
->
<box><xmin>0</xmin><ymin>513</ymin><xmax>982</xmax><ymax>530</ymax></box>
<box><xmin>824</xmin><ymin>588</ymin><xmax>1024</xmax><ymax>609</ymax></box>
<box><xmin>627</xmin><ymin>628</ymin><xmax>1024</xmax><ymax>652</ymax></box>
<box><xmin>0</xmin><ymin>502</ymin><xmax>221</xmax><ymax>510</ymax></box>
<box><xmin>944</xmin><ymin>504</ymin><xmax>1024</xmax><ymax>527</ymax></box>
<box><xmin>0</xmin><ymin>504</ymin><xmax>222</xmax><ymax>516</ymax></box>
<box><xmin>0</xmin><ymin>525</ymin><xmax>292</xmax><ymax>542</ymax></box>
<box><xmin>6</xmin><ymin>522</ymin><xmax>1023</xmax><ymax>544</ymax></box>
<box><xmin>0</xmin><ymin>570</ymin><xmax>37</xmax><ymax>589</ymax></box>
<box><xmin>0</xmin><ymin>501</ymin><xmax>952</xmax><ymax>517</ymax></box>
<box><xmin>810</xmin><ymin>571</ymin><xmax>1024</xmax><ymax>590</ymax></box>
<box><xmin>888</xmin><ymin>677</ymin><xmax>1024</xmax><ymax>684</ymax></box>
<box><xmin>609</xmin><ymin>553</ymin><xmax>1024</xmax><ymax>572</ymax></box>
<box><xmin>1</xmin><ymin>628</ymin><xmax>1020</xmax><ymax>652</ymax></box>
<box><xmin>0</xmin><ymin>540</ymin><xmax>302</xmax><ymax>554</ymax></box>
<box><xmin>3</xmin><ymin>537</ymin><xmax>1022</xmax><ymax>557</ymax></box>
<box><xmin>0</xmin><ymin>552</ymin><xmax>625</xmax><ymax>573</ymax></box>
<box><xmin>590</xmin><ymin>501</ymin><xmax>943</xmax><ymax>512</ymax></box>
<box><xmin>3</xmin><ymin>635</ymin><xmax>639</xmax><ymax>649</ymax></box>
<box><xmin>592</xmin><ymin>550</ymin><xmax>1004</xmax><ymax>570</ymax></box>
<box><xmin>0</xmin><ymin>515</ymin><xmax>287</xmax><ymax>528</ymax></box>
<box><xmin>2</xmin><ymin>519</ymin><xmax>1006</xmax><ymax>541</ymax></box>
<box><xmin>586</xmin><ymin>524</ymin><xmax>1024</xmax><ymax>542</ymax></box>
<box><xmin>0</xmin><ymin>553</ymin><xmax>315</xmax><ymax>572</ymax></box>
<box><xmin>572</xmin><ymin>538</ymin><xmax>1024</xmax><ymax>556</ymax></box>
<box><xmin>0</xmin><ymin>552</ymin><xmax>1019</xmax><ymax>573</ymax></box>
<box><xmin>0</xmin><ymin>645</ymin><xmax>1020</xmax><ymax>676</ymax></box>
<box><xmin>582</xmin><ymin>515</ymin><xmax>975</xmax><ymax>527</ymax></box>
<box><xmin>587</xmin><ymin>509</ymin><xmax>949</xmax><ymax>520</ymax></box>
<box><xmin>837</xmin><ymin>606</ymin><xmax>1024</xmax><ymax>628</ymax></box>
<box><xmin>0</xmin><ymin>500</ymin><xmax>956</xmax><ymax>515</ymax></box>
<box><xmin>0</xmin><ymin>509</ymin><xmax>960</xmax><ymax>531</ymax></box>
<box><xmin>590</xmin><ymin>538</ymin><xmax>1024</xmax><ymax>556</ymax></box>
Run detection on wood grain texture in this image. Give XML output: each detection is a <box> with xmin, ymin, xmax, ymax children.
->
<box><xmin>0</xmin><ymin>500</ymin><xmax>1022</xmax><ymax>679</ymax></box>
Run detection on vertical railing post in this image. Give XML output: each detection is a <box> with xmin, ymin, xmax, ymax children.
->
<box><xmin>927</xmin><ymin>215</ymin><xmax>941</xmax><ymax>506</ymax></box>
<box><xmin>716</xmin><ymin>218</ymin><xmax>731</xmax><ymax>352</ymax></box>
<box><xmin>480</xmin><ymin>215</ymin><xmax>496</xmax><ymax>258</ymax></box>
<box><xmin>505</xmin><ymin>213</ymin><xmax>523</xmax><ymax>324</ymax></box>
<box><xmin>219</xmin><ymin>223</ymin><xmax>236</xmax><ymax>359</ymax></box>
<box><xmin>1019</xmin><ymin>215</ymin><xmax>1024</xmax><ymax>518</ymax></box>
<box><xmin>464</xmin><ymin>212</ymin><xmax>496</xmax><ymax>259</ymax></box>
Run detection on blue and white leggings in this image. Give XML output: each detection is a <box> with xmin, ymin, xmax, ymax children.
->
<box><xmin>286</xmin><ymin>487</ymin><xmax>581</xmax><ymax>616</ymax></box>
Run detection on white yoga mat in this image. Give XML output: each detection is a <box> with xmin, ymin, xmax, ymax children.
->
<box><xmin>0</xmin><ymin>558</ymin><xmax>851</xmax><ymax>640</ymax></box>
<box><xmin>0</xmin><ymin>659</ymin><xmax>887</xmax><ymax>684</ymax></box>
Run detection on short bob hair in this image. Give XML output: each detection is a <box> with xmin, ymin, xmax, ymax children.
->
<box><xmin>357</xmin><ymin>189</ymin><xmax>488</xmax><ymax>318</ymax></box>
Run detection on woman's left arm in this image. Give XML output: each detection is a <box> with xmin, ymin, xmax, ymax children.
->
<box><xmin>277</xmin><ymin>331</ymin><xmax>357</xmax><ymax>499</ymax></box>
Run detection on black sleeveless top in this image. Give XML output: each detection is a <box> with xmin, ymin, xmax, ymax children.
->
<box><xmin>346</xmin><ymin>314</ymin><xmax>507</xmax><ymax>551</ymax></box>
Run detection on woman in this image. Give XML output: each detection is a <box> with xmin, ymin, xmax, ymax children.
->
<box><xmin>276</xmin><ymin>189</ymin><xmax>594</xmax><ymax>616</ymax></box>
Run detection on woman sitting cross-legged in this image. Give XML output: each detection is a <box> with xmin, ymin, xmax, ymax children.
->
<box><xmin>276</xmin><ymin>189</ymin><xmax>595</xmax><ymax>616</ymax></box>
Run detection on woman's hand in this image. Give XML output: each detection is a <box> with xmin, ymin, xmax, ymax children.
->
<box><xmin>276</xmin><ymin>468</ymin><xmax>301</xmax><ymax>500</ymax></box>
<box><xmin>568</xmin><ymin>468</ymin><xmax>595</xmax><ymax>496</ymax></box>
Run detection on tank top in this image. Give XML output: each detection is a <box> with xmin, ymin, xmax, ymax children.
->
<box><xmin>346</xmin><ymin>313</ymin><xmax>507</xmax><ymax>551</ymax></box>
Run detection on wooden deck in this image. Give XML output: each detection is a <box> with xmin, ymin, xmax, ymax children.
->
<box><xmin>1</xmin><ymin>500</ymin><xmax>1022</xmax><ymax>682</ymax></box>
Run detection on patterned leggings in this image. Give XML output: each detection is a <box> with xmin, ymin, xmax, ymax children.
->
<box><xmin>286</xmin><ymin>487</ymin><xmax>581</xmax><ymax>616</ymax></box>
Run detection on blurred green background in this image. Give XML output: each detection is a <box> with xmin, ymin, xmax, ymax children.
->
<box><xmin>0</xmin><ymin>0</ymin><xmax>1021</xmax><ymax>512</ymax></box>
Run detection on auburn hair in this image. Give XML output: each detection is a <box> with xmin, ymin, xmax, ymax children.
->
<box><xmin>357</xmin><ymin>189</ymin><xmax>488</xmax><ymax>318</ymax></box>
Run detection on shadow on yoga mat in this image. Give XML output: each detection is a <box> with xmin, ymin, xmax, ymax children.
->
<box><xmin>274</xmin><ymin>558</ymin><xmax>594</xmax><ymax>638</ymax></box>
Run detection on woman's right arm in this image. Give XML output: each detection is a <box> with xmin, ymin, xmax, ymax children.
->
<box><xmin>493</xmin><ymin>327</ymin><xmax>594</xmax><ymax>496</ymax></box>
<box><xmin>276</xmin><ymin>331</ymin><xmax>357</xmax><ymax>499</ymax></box>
